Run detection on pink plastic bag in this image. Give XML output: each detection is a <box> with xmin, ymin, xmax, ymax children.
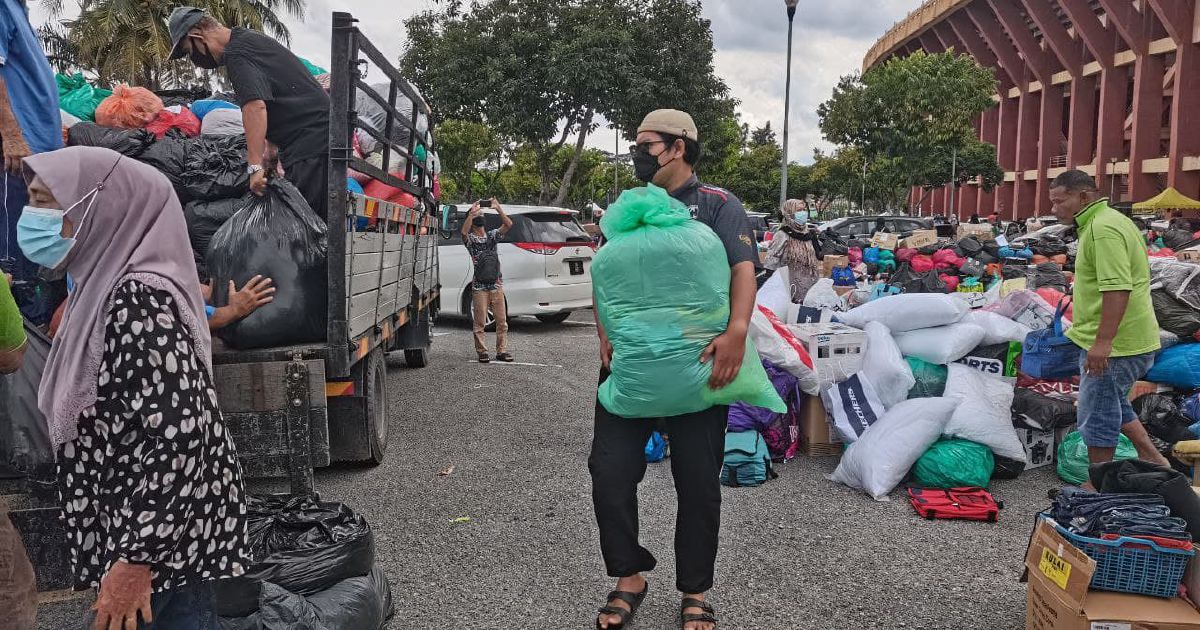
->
<box><xmin>895</xmin><ymin>248</ymin><xmax>917</xmax><ymax>263</ymax></box>
<box><xmin>145</xmin><ymin>106</ymin><xmax>200</xmax><ymax>138</ymax></box>
<box><xmin>940</xmin><ymin>274</ymin><xmax>960</xmax><ymax>292</ymax></box>
<box><xmin>933</xmin><ymin>249</ymin><xmax>964</xmax><ymax>269</ymax></box>
<box><xmin>848</xmin><ymin>247</ymin><xmax>863</xmax><ymax>265</ymax></box>
<box><xmin>95</xmin><ymin>85</ymin><xmax>163</xmax><ymax>129</ymax></box>
<box><xmin>910</xmin><ymin>255</ymin><xmax>935</xmax><ymax>273</ymax></box>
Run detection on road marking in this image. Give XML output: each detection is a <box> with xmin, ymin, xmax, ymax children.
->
<box><xmin>432</xmin><ymin>332</ymin><xmax>455</xmax><ymax>337</ymax></box>
<box><xmin>464</xmin><ymin>361</ymin><xmax>565</xmax><ymax>368</ymax></box>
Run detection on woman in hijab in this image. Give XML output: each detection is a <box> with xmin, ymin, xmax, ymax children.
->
<box><xmin>17</xmin><ymin>146</ymin><xmax>248</xmax><ymax>629</ymax></box>
<box><xmin>763</xmin><ymin>198</ymin><xmax>821</xmax><ymax>303</ymax></box>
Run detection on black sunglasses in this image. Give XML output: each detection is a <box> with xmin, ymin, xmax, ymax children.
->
<box><xmin>630</xmin><ymin>140</ymin><xmax>667</xmax><ymax>155</ymax></box>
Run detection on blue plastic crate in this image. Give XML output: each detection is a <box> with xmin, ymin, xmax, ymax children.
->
<box><xmin>1048</xmin><ymin>518</ymin><xmax>1195</xmax><ymax>599</ymax></box>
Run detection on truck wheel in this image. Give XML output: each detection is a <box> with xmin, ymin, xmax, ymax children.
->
<box><xmin>535</xmin><ymin>312</ymin><xmax>571</xmax><ymax>325</ymax></box>
<box><xmin>363</xmin><ymin>350</ymin><xmax>389</xmax><ymax>465</ymax></box>
<box><xmin>404</xmin><ymin>347</ymin><xmax>429</xmax><ymax>368</ymax></box>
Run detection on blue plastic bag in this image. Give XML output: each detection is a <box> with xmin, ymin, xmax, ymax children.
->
<box><xmin>1021</xmin><ymin>298</ymin><xmax>1081</xmax><ymax>379</ymax></box>
<box><xmin>1183</xmin><ymin>392</ymin><xmax>1200</xmax><ymax>423</ymax></box>
<box><xmin>645</xmin><ymin>432</ymin><xmax>667</xmax><ymax>462</ymax></box>
<box><xmin>189</xmin><ymin>99</ymin><xmax>238</xmax><ymax>121</ymax></box>
<box><xmin>1146</xmin><ymin>344</ymin><xmax>1200</xmax><ymax>389</ymax></box>
<box><xmin>593</xmin><ymin>186</ymin><xmax>786</xmax><ymax>418</ymax></box>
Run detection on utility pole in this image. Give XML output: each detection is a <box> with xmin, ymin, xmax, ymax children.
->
<box><xmin>779</xmin><ymin>0</ymin><xmax>799</xmax><ymax>210</ymax></box>
<box><xmin>949</xmin><ymin>147</ymin><xmax>957</xmax><ymax>220</ymax></box>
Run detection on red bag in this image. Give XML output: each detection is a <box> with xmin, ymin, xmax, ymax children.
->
<box><xmin>932</xmin><ymin>249</ymin><xmax>963</xmax><ymax>269</ymax></box>
<box><xmin>145</xmin><ymin>106</ymin><xmax>201</xmax><ymax>139</ymax></box>
<box><xmin>910</xmin><ymin>255</ymin><xmax>935</xmax><ymax>273</ymax></box>
<box><xmin>363</xmin><ymin>173</ymin><xmax>419</xmax><ymax>209</ymax></box>
<box><xmin>939</xmin><ymin>274</ymin><xmax>960</xmax><ymax>292</ymax></box>
<box><xmin>894</xmin><ymin>247</ymin><xmax>916</xmax><ymax>263</ymax></box>
<box><xmin>95</xmin><ymin>84</ymin><xmax>163</xmax><ymax>129</ymax></box>
<box><xmin>908</xmin><ymin>487</ymin><xmax>1001</xmax><ymax>522</ymax></box>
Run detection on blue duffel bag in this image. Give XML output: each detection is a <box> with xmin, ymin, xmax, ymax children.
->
<box><xmin>1021</xmin><ymin>298</ymin><xmax>1082</xmax><ymax>379</ymax></box>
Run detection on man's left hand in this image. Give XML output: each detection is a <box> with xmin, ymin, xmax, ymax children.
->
<box><xmin>92</xmin><ymin>560</ymin><xmax>152</xmax><ymax>630</ymax></box>
<box><xmin>1085</xmin><ymin>340</ymin><xmax>1113</xmax><ymax>377</ymax></box>
<box><xmin>700</xmin><ymin>329</ymin><xmax>746</xmax><ymax>390</ymax></box>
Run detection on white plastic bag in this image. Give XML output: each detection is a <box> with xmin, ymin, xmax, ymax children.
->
<box><xmin>756</xmin><ymin>266</ymin><xmax>791</xmax><ymax>319</ymax></box>
<box><xmin>941</xmin><ymin>364</ymin><xmax>1026</xmax><ymax>462</ymax></box>
<box><xmin>748</xmin><ymin>306</ymin><xmax>821</xmax><ymax>395</ymax></box>
<box><xmin>893</xmin><ymin>323</ymin><xmax>987</xmax><ymax>365</ymax></box>
<box><xmin>822</xmin><ymin>373</ymin><xmax>888</xmax><ymax>444</ymax></box>
<box><xmin>829</xmin><ymin>397</ymin><xmax>959</xmax><ymax>500</ymax></box>
<box><xmin>860</xmin><ymin>321</ymin><xmax>915</xmax><ymax>409</ymax></box>
<box><xmin>802</xmin><ymin>278</ymin><xmax>844</xmax><ymax>311</ymax></box>
<box><xmin>964</xmin><ymin>310</ymin><xmax>1033</xmax><ymax>346</ymax></box>
<box><xmin>837</xmin><ymin>293</ymin><xmax>969</xmax><ymax>332</ymax></box>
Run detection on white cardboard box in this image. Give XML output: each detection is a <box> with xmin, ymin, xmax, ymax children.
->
<box><xmin>788</xmin><ymin>323</ymin><xmax>867</xmax><ymax>387</ymax></box>
<box><xmin>1019</xmin><ymin>428</ymin><xmax>1056</xmax><ymax>470</ymax></box>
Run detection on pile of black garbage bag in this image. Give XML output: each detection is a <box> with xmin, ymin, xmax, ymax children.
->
<box><xmin>217</xmin><ymin>494</ymin><xmax>393</xmax><ymax>630</ymax></box>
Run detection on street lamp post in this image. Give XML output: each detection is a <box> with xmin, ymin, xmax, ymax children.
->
<box><xmin>1109</xmin><ymin>157</ymin><xmax>1119</xmax><ymax>200</ymax></box>
<box><xmin>779</xmin><ymin>0</ymin><xmax>799</xmax><ymax>210</ymax></box>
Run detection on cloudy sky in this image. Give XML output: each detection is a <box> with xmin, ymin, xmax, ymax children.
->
<box><xmin>31</xmin><ymin>0</ymin><xmax>921</xmax><ymax>163</ymax></box>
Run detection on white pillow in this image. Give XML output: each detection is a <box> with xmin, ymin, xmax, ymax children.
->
<box><xmin>941</xmin><ymin>364</ymin><xmax>1026</xmax><ymax>462</ymax></box>
<box><xmin>860</xmin><ymin>321</ymin><xmax>915</xmax><ymax>409</ymax></box>
<box><xmin>837</xmin><ymin>293</ymin><xmax>969</xmax><ymax>332</ymax></box>
<box><xmin>964</xmin><ymin>310</ymin><xmax>1033</xmax><ymax>346</ymax></box>
<box><xmin>893</xmin><ymin>323</ymin><xmax>987</xmax><ymax>365</ymax></box>
<box><xmin>829</xmin><ymin>397</ymin><xmax>959</xmax><ymax>500</ymax></box>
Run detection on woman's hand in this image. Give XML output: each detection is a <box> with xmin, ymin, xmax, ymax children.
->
<box><xmin>92</xmin><ymin>560</ymin><xmax>152</xmax><ymax>630</ymax></box>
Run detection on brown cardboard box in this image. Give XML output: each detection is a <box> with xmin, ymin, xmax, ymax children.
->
<box><xmin>957</xmin><ymin>223</ymin><xmax>994</xmax><ymax>241</ymax></box>
<box><xmin>799</xmin><ymin>395</ymin><xmax>841</xmax><ymax>456</ymax></box>
<box><xmin>822</xmin><ymin>255</ymin><xmax>849</xmax><ymax>278</ymax></box>
<box><xmin>1025</xmin><ymin>519</ymin><xmax>1200</xmax><ymax>630</ymax></box>
<box><xmin>870</xmin><ymin>232</ymin><xmax>898</xmax><ymax>250</ymax></box>
<box><xmin>833</xmin><ymin>285</ymin><xmax>855</xmax><ymax>297</ymax></box>
<box><xmin>1177</xmin><ymin>249</ymin><xmax>1200</xmax><ymax>263</ymax></box>
<box><xmin>900</xmin><ymin>229</ymin><xmax>937</xmax><ymax>250</ymax></box>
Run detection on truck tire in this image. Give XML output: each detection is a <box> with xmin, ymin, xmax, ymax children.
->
<box><xmin>404</xmin><ymin>347</ymin><xmax>429</xmax><ymax>368</ymax></box>
<box><xmin>535</xmin><ymin>312</ymin><xmax>571</xmax><ymax>325</ymax></box>
<box><xmin>363</xmin><ymin>350</ymin><xmax>389</xmax><ymax>465</ymax></box>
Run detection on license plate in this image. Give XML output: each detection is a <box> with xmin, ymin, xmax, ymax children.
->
<box><xmin>569</xmin><ymin>260</ymin><xmax>584</xmax><ymax>275</ymax></box>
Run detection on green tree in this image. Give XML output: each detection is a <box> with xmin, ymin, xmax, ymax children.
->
<box><xmin>435</xmin><ymin>119</ymin><xmax>502</xmax><ymax>202</ymax></box>
<box><xmin>40</xmin><ymin>0</ymin><xmax>305</xmax><ymax>89</ymax></box>
<box><xmin>817</xmin><ymin>50</ymin><xmax>1000</xmax><ymax>211</ymax></box>
<box><xmin>401</xmin><ymin>0</ymin><xmax>731</xmax><ymax>206</ymax></box>
<box><xmin>749</xmin><ymin>122</ymin><xmax>777</xmax><ymax>148</ymax></box>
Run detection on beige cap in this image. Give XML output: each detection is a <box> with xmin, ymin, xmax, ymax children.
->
<box><xmin>637</xmin><ymin>109</ymin><xmax>698</xmax><ymax>141</ymax></box>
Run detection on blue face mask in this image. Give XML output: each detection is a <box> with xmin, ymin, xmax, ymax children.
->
<box><xmin>17</xmin><ymin>206</ymin><xmax>74</xmax><ymax>270</ymax></box>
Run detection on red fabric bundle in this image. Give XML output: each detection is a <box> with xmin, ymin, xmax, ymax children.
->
<box><xmin>848</xmin><ymin>247</ymin><xmax>863</xmax><ymax>265</ymax></box>
<box><xmin>145</xmin><ymin>106</ymin><xmax>201</xmax><ymax>139</ymax></box>
<box><xmin>894</xmin><ymin>248</ymin><xmax>916</xmax><ymax>263</ymax></box>
<box><xmin>910</xmin><ymin>255</ymin><xmax>935</xmax><ymax>273</ymax></box>
<box><xmin>939</xmin><ymin>274</ymin><xmax>960</xmax><ymax>292</ymax></box>
<box><xmin>932</xmin><ymin>249</ymin><xmax>964</xmax><ymax>269</ymax></box>
<box><xmin>363</xmin><ymin>173</ymin><xmax>419</xmax><ymax>209</ymax></box>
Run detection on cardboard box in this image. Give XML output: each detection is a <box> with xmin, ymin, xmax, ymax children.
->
<box><xmin>1019</xmin><ymin>428</ymin><xmax>1055</xmax><ymax>470</ymax></box>
<box><xmin>957</xmin><ymin>223</ymin><xmax>995</xmax><ymax>241</ymax></box>
<box><xmin>870</xmin><ymin>232</ymin><xmax>898</xmax><ymax>250</ymax></box>
<box><xmin>822</xmin><ymin>255</ymin><xmax>849</xmax><ymax>278</ymax></box>
<box><xmin>789</xmin><ymin>323</ymin><xmax>867</xmax><ymax>386</ymax></box>
<box><xmin>799</xmin><ymin>395</ymin><xmax>842</xmax><ymax>455</ymax></box>
<box><xmin>900</xmin><ymin>229</ymin><xmax>938</xmax><ymax>250</ymax></box>
<box><xmin>1177</xmin><ymin>249</ymin><xmax>1200</xmax><ymax>263</ymax></box>
<box><xmin>1025</xmin><ymin>519</ymin><xmax>1200</xmax><ymax>630</ymax></box>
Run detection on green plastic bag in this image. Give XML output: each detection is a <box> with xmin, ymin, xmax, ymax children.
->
<box><xmin>912</xmin><ymin>438</ymin><xmax>994</xmax><ymax>488</ymax></box>
<box><xmin>594</xmin><ymin>186</ymin><xmax>785</xmax><ymax>418</ymax></box>
<box><xmin>56</xmin><ymin>73</ymin><xmax>112</xmax><ymax>122</ymax></box>
<box><xmin>1056</xmin><ymin>431</ymin><xmax>1138</xmax><ymax>486</ymax></box>
<box><xmin>299</xmin><ymin>57</ymin><xmax>328</xmax><ymax>76</ymax></box>
<box><xmin>905</xmin><ymin>357</ymin><xmax>947</xmax><ymax>398</ymax></box>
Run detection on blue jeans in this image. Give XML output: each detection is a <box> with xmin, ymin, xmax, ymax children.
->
<box><xmin>1077</xmin><ymin>350</ymin><xmax>1156</xmax><ymax>448</ymax></box>
<box><xmin>83</xmin><ymin>580</ymin><xmax>218</xmax><ymax>630</ymax></box>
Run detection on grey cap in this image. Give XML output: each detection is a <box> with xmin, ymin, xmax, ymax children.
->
<box><xmin>167</xmin><ymin>6</ymin><xmax>206</xmax><ymax>60</ymax></box>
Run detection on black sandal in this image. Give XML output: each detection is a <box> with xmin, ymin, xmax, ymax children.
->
<box><xmin>496</xmin><ymin>352</ymin><xmax>514</xmax><ymax>362</ymax></box>
<box><xmin>681</xmin><ymin>597</ymin><xmax>718</xmax><ymax>629</ymax></box>
<box><xmin>478</xmin><ymin>352</ymin><xmax>491</xmax><ymax>363</ymax></box>
<box><xmin>595</xmin><ymin>581</ymin><xmax>649</xmax><ymax>629</ymax></box>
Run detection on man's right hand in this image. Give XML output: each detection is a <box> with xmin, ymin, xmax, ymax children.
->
<box><xmin>599</xmin><ymin>334</ymin><xmax>613</xmax><ymax>370</ymax></box>
<box><xmin>249</xmin><ymin>169</ymin><xmax>267</xmax><ymax>196</ymax></box>
<box><xmin>3</xmin><ymin>134</ymin><xmax>30</xmax><ymax>174</ymax></box>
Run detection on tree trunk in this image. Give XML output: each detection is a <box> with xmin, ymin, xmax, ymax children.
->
<box><xmin>536</xmin><ymin>146</ymin><xmax>553</xmax><ymax>205</ymax></box>
<box><xmin>552</xmin><ymin>108</ymin><xmax>594</xmax><ymax>207</ymax></box>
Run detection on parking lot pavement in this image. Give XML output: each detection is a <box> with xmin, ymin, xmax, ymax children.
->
<box><xmin>39</xmin><ymin>310</ymin><xmax>1056</xmax><ymax>629</ymax></box>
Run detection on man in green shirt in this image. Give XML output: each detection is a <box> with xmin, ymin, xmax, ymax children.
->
<box><xmin>1049</xmin><ymin>170</ymin><xmax>1169</xmax><ymax>483</ymax></box>
<box><xmin>0</xmin><ymin>274</ymin><xmax>34</xmax><ymax>630</ymax></box>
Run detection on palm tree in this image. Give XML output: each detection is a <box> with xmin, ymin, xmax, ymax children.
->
<box><xmin>40</xmin><ymin>0</ymin><xmax>306</xmax><ymax>90</ymax></box>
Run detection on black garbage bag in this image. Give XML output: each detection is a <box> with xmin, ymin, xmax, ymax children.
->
<box><xmin>1031</xmin><ymin>262</ymin><xmax>1069</xmax><ymax>292</ymax></box>
<box><xmin>1001</xmin><ymin>264</ymin><xmax>1028</xmax><ymax>280</ymax></box>
<box><xmin>976</xmin><ymin>250</ymin><xmax>998</xmax><ymax>265</ymax></box>
<box><xmin>1012</xmin><ymin>388</ymin><xmax>1076</xmax><ymax>430</ymax></box>
<box><xmin>1164</xmin><ymin>229</ymin><xmax>1195</xmax><ymax>250</ymax></box>
<box><xmin>846</xmin><ymin>238</ymin><xmax>870</xmax><ymax>250</ymax></box>
<box><xmin>218</xmin><ymin>565</ymin><xmax>393</xmax><ymax>630</ymax></box>
<box><xmin>917</xmin><ymin>243</ymin><xmax>941</xmax><ymax>256</ymax></box>
<box><xmin>214</xmin><ymin>495</ymin><xmax>375</xmax><ymax>617</ymax></box>
<box><xmin>1152</xmin><ymin>289</ymin><xmax>1200</xmax><ymax>337</ymax></box>
<box><xmin>185</xmin><ymin>195</ymin><xmax>249</xmax><ymax>278</ymax></box>
<box><xmin>136</xmin><ymin>137</ymin><xmax>188</xmax><ymax>188</ymax></box>
<box><xmin>1132</xmin><ymin>393</ymin><xmax>1196</xmax><ymax>445</ymax></box>
<box><xmin>207</xmin><ymin>180</ymin><xmax>328</xmax><ymax>350</ymax></box>
<box><xmin>66</xmin><ymin>123</ymin><xmax>155</xmax><ymax>157</ymax></box>
<box><xmin>0</xmin><ymin>320</ymin><xmax>52</xmax><ymax>476</ymax></box>
<box><xmin>889</xmin><ymin>263</ymin><xmax>948</xmax><ymax>293</ymax></box>
<box><xmin>956</xmin><ymin>237</ymin><xmax>983</xmax><ymax>258</ymax></box>
<box><xmin>818</xmin><ymin>234</ymin><xmax>848</xmax><ymax>257</ymax></box>
<box><xmin>992</xmin><ymin>454</ymin><xmax>1025</xmax><ymax>480</ymax></box>
<box><xmin>1033</xmin><ymin>238</ymin><xmax>1068</xmax><ymax>257</ymax></box>
<box><xmin>959</xmin><ymin>258</ymin><xmax>985</xmax><ymax>277</ymax></box>
<box><xmin>180</xmin><ymin>135</ymin><xmax>249</xmax><ymax>201</ymax></box>
<box><xmin>983</xmin><ymin>241</ymin><xmax>1002</xmax><ymax>258</ymax></box>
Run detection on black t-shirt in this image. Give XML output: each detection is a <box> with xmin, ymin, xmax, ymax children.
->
<box><xmin>669</xmin><ymin>176</ymin><xmax>758</xmax><ymax>268</ymax></box>
<box><xmin>224</xmin><ymin>28</ymin><xmax>330</xmax><ymax>166</ymax></box>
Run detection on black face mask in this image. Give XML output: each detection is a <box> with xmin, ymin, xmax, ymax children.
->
<box><xmin>472</xmin><ymin>217</ymin><xmax>485</xmax><ymax>227</ymax></box>
<box><xmin>633</xmin><ymin>148</ymin><xmax>678</xmax><ymax>184</ymax></box>
<box><xmin>189</xmin><ymin>38</ymin><xmax>221</xmax><ymax>69</ymax></box>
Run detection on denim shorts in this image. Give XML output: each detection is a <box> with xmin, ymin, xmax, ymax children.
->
<box><xmin>1077</xmin><ymin>351</ymin><xmax>1156</xmax><ymax>448</ymax></box>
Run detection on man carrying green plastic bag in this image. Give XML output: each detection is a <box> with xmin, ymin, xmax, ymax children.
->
<box><xmin>588</xmin><ymin>109</ymin><xmax>782</xmax><ymax>630</ymax></box>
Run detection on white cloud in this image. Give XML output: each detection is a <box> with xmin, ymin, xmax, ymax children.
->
<box><xmin>29</xmin><ymin>0</ymin><xmax>922</xmax><ymax>162</ymax></box>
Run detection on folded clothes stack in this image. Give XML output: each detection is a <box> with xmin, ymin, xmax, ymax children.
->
<box><xmin>1052</xmin><ymin>487</ymin><xmax>1193</xmax><ymax>542</ymax></box>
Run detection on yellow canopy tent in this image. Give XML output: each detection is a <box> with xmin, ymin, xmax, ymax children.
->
<box><xmin>1133</xmin><ymin>187</ymin><xmax>1200</xmax><ymax>212</ymax></box>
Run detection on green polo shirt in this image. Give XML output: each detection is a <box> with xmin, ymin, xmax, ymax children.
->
<box><xmin>0</xmin><ymin>278</ymin><xmax>24</xmax><ymax>353</ymax></box>
<box><xmin>1065</xmin><ymin>198</ymin><xmax>1160</xmax><ymax>356</ymax></box>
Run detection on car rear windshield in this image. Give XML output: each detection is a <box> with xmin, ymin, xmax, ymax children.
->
<box><xmin>508</xmin><ymin>212</ymin><xmax>591</xmax><ymax>243</ymax></box>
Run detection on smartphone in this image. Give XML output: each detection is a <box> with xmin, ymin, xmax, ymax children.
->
<box><xmin>478</xmin><ymin>199</ymin><xmax>492</xmax><ymax>208</ymax></box>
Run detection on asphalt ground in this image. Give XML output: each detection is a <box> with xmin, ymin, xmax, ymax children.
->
<box><xmin>38</xmin><ymin>310</ymin><xmax>1058</xmax><ymax>630</ymax></box>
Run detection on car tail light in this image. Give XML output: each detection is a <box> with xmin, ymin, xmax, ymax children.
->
<box><xmin>515</xmin><ymin>242</ymin><xmax>564</xmax><ymax>255</ymax></box>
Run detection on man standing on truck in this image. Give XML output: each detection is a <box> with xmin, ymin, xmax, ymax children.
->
<box><xmin>591</xmin><ymin>109</ymin><xmax>756</xmax><ymax>630</ymax></box>
<box><xmin>462</xmin><ymin>198</ymin><xmax>513</xmax><ymax>363</ymax></box>
<box><xmin>167</xmin><ymin>7</ymin><xmax>330</xmax><ymax>217</ymax></box>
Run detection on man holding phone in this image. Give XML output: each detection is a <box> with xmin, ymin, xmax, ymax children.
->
<box><xmin>462</xmin><ymin>198</ymin><xmax>513</xmax><ymax>363</ymax></box>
